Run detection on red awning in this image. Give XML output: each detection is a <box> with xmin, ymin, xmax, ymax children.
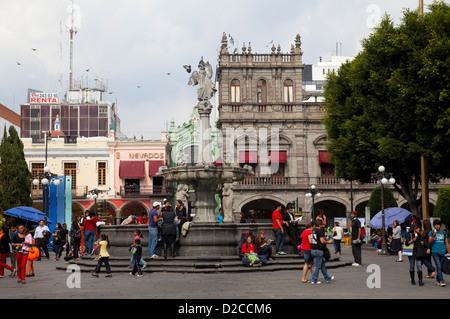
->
<box><xmin>239</xmin><ymin>151</ymin><xmax>258</xmax><ymax>164</ymax></box>
<box><xmin>269</xmin><ymin>151</ymin><xmax>287</xmax><ymax>163</ymax></box>
<box><xmin>119</xmin><ymin>161</ymin><xmax>145</xmax><ymax>179</ymax></box>
<box><xmin>149</xmin><ymin>160</ymin><xmax>164</xmax><ymax>177</ymax></box>
<box><xmin>319</xmin><ymin>151</ymin><xmax>332</xmax><ymax>164</ymax></box>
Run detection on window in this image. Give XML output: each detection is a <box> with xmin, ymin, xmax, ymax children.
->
<box><xmin>257</xmin><ymin>79</ymin><xmax>267</xmax><ymax>103</ymax></box>
<box><xmin>283</xmin><ymin>79</ymin><xmax>294</xmax><ymax>103</ymax></box>
<box><xmin>230</xmin><ymin>79</ymin><xmax>240</xmax><ymax>103</ymax></box>
<box><xmin>98</xmin><ymin>162</ymin><xmax>106</xmax><ymax>186</ymax></box>
<box><xmin>64</xmin><ymin>162</ymin><xmax>77</xmax><ymax>190</ymax></box>
<box><xmin>31</xmin><ymin>163</ymin><xmax>44</xmax><ymax>191</ymax></box>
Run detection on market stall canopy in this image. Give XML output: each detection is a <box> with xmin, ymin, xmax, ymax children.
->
<box><xmin>369</xmin><ymin>207</ymin><xmax>412</xmax><ymax>229</ymax></box>
<box><xmin>4</xmin><ymin>206</ymin><xmax>53</xmax><ymax>225</ymax></box>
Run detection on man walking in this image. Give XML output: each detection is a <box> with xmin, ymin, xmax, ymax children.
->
<box><xmin>34</xmin><ymin>220</ymin><xmax>50</xmax><ymax>260</ymax></box>
<box><xmin>272</xmin><ymin>203</ymin><xmax>286</xmax><ymax>255</ymax></box>
<box><xmin>310</xmin><ymin>219</ymin><xmax>334</xmax><ymax>284</ymax></box>
<box><xmin>148</xmin><ymin>201</ymin><xmax>162</xmax><ymax>258</ymax></box>
<box><xmin>350</xmin><ymin>211</ymin><xmax>362</xmax><ymax>266</ymax></box>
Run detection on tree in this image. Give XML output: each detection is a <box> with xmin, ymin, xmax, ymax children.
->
<box><xmin>0</xmin><ymin>125</ymin><xmax>33</xmax><ymax>211</ymax></box>
<box><xmin>434</xmin><ymin>186</ymin><xmax>450</xmax><ymax>229</ymax></box>
<box><xmin>323</xmin><ymin>2</ymin><xmax>450</xmax><ymax>218</ymax></box>
<box><xmin>367</xmin><ymin>186</ymin><xmax>399</xmax><ymax>219</ymax></box>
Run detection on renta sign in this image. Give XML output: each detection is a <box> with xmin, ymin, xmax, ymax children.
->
<box><xmin>30</xmin><ymin>93</ymin><xmax>59</xmax><ymax>104</ymax></box>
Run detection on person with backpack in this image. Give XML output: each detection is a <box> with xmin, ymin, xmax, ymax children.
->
<box><xmin>310</xmin><ymin>219</ymin><xmax>334</xmax><ymax>284</ymax></box>
<box><xmin>428</xmin><ymin>220</ymin><xmax>449</xmax><ymax>287</ymax></box>
<box><xmin>241</xmin><ymin>235</ymin><xmax>266</xmax><ymax>267</ymax></box>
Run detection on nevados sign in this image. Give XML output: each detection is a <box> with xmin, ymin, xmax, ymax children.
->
<box><xmin>129</xmin><ymin>153</ymin><xmax>164</xmax><ymax>160</ymax></box>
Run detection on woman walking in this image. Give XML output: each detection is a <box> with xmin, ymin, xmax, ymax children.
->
<box><xmin>161</xmin><ymin>205</ymin><xmax>177</xmax><ymax>259</ymax></box>
<box><xmin>332</xmin><ymin>222</ymin><xmax>343</xmax><ymax>256</ymax></box>
<box><xmin>406</xmin><ymin>224</ymin><xmax>432</xmax><ymax>286</ymax></box>
<box><xmin>11</xmin><ymin>225</ymin><xmax>33</xmax><ymax>284</ymax></box>
<box><xmin>392</xmin><ymin>220</ymin><xmax>403</xmax><ymax>262</ymax></box>
<box><xmin>0</xmin><ymin>225</ymin><xmax>15</xmax><ymax>278</ymax></box>
<box><xmin>301</xmin><ymin>222</ymin><xmax>314</xmax><ymax>283</ymax></box>
<box><xmin>92</xmin><ymin>234</ymin><xmax>112</xmax><ymax>278</ymax></box>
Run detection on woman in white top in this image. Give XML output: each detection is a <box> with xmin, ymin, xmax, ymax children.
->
<box><xmin>332</xmin><ymin>222</ymin><xmax>344</xmax><ymax>256</ymax></box>
<box><xmin>391</xmin><ymin>220</ymin><xmax>403</xmax><ymax>262</ymax></box>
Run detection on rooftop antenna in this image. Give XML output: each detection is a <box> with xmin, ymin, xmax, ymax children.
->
<box><xmin>67</xmin><ymin>0</ymin><xmax>79</xmax><ymax>90</ymax></box>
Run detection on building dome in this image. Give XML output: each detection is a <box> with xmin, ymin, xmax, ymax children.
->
<box><xmin>50</xmin><ymin>115</ymin><xmax>65</xmax><ymax>137</ymax></box>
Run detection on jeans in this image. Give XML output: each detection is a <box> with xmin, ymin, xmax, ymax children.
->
<box><xmin>242</xmin><ymin>254</ymin><xmax>267</xmax><ymax>267</ymax></box>
<box><xmin>273</xmin><ymin>228</ymin><xmax>285</xmax><ymax>253</ymax></box>
<box><xmin>311</xmin><ymin>249</ymin><xmax>331</xmax><ymax>283</ymax></box>
<box><xmin>129</xmin><ymin>255</ymin><xmax>147</xmax><ymax>268</ymax></box>
<box><xmin>333</xmin><ymin>239</ymin><xmax>341</xmax><ymax>254</ymax></box>
<box><xmin>94</xmin><ymin>257</ymin><xmax>111</xmax><ymax>274</ymax></box>
<box><xmin>257</xmin><ymin>245</ymin><xmax>272</xmax><ymax>259</ymax></box>
<box><xmin>148</xmin><ymin>227</ymin><xmax>158</xmax><ymax>256</ymax></box>
<box><xmin>84</xmin><ymin>230</ymin><xmax>96</xmax><ymax>254</ymax></box>
<box><xmin>432</xmin><ymin>252</ymin><xmax>445</xmax><ymax>282</ymax></box>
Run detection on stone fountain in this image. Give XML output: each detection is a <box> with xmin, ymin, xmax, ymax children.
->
<box><xmin>98</xmin><ymin>58</ymin><xmax>279</xmax><ymax>257</ymax></box>
<box><xmin>161</xmin><ymin>57</ymin><xmax>250</xmax><ymax>224</ymax></box>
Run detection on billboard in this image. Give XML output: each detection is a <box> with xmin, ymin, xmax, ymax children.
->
<box><xmin>30</xmin><ymin>92</ymin><xmax>59</xmax><ymax>104</ymax></box>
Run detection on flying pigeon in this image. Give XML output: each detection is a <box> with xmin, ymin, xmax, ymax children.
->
<box><xmin>31</xmin><ymin>48</ymin><xmax>37</xmax><ymax>51</ymax></box>
<box><xmin>167</xmin><ymin>73</ymin><xmax>171</xmax><ymax>75</ymax></box>
<box><xmin>86</xmin><ymin>69</ymin><xmax>90</xmax><ymax>72</ymax></box>
<box><xmin>183</xmin><ymin>65</ymin><xmax>191</xmax><ymax>73</ymax></box>
<box><xmin>16</xmin><ymin>61</ymin><xmax>21</xmax><ymax>65</ymax></box>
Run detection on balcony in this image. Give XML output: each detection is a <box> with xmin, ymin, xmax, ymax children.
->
<box><xmin>238</xmin><ymin>176</ymin><xmax>290</xmax><ymax>186</ymax></box>
<box><xmin>30</xmin><ymin>185</ymin><xmax>88</xmax><ymax>199</ymax></box>
<box><xmin>119</xmin><ymin>185</ymin><xmax>174</xmax><ymax>197</ymax></box>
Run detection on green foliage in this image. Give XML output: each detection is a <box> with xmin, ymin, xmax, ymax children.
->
<box><xmin>367</xmin><ymin>186</ymin><xmax>399</xmax><ymax>219</ymax></box>
<box><xmin>434</xmin><ymin>186</ymin><xmax>450</xmax><ymax>229</ymax></box>
<box><xmin>0</xmin><ymin>125</ymin><xmax>33</xmax><ymax>211</ymax></box>
<box><xmin>323</xmin><ymin>2</ymin><xmax>450</xmax><ymax>215</ymax></box>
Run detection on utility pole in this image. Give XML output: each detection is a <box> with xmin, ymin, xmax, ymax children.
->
<box><xmin>418</xmin><ymin>0</ymin><xmax>430</xmax><ymax>221</ymax></box>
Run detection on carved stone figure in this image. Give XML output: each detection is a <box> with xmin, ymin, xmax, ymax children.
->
<box><xmin>222</xmin><ymin>182</ymin><xmax>234</xmax><ymax>222</ymax></box>
<box><xmin>188</xmin><ymin>57</ymin><xmax>217</xmax><ymax>103</ymax></box>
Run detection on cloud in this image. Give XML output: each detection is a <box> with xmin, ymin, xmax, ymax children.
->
<box><xmin>0</xmin><ymin>0</ymin><xmax>435</xmax><ymax>139</ymax></box>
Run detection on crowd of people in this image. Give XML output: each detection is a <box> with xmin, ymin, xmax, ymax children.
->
<box><xmin>1</xmin><ymin>199</ymin><xmax>448</xmax><ymax>286</ymax></box>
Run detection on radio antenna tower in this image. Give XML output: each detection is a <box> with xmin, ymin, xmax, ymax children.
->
<box><xmin>67</xmin><ymin>0</ymin><xmax>78</xmax><ymax>90</ymax></box>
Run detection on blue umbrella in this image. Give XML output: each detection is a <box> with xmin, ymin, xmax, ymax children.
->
<box><xmin>4</xmin><ymin>206</ymin><xmax>52</xmax><ymax>225</ymax></box>
<box><xmin>369</xmin><ymin>207</ymin><xmax>412</xmax><ymax>229</ymax></box>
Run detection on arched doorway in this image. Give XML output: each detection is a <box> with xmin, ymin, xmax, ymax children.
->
<box><xmin>72</xmin><ymin>202</ymin><xmax>85</xmax><ymax>220</ymax></box>
<box><xmin>314</xmin><ymin>200</ymin><xmax>347</xmax><ymax>228</ymax></box>
<box><xmin>120</xmin><ymin>201</ymin><xmax>149</xmax><ymax>223</ymax></box>
<box><xmin>241</xmin><ymin>199</ymin><xmax>285</xmax><ymax>223</ymax></box>
<box><xmin>355</xmin><ymin>200</ymin><xmax>369</xmax><ymax>215</ymax></box>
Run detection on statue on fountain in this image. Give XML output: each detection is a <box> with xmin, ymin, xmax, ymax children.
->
<box><xmin>188</xmin><ymin>57</ymin><xmax>217</xmax><ymax>110</ymax></box>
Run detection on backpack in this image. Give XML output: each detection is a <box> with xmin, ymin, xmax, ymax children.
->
<box><xmin>237</xmin><ymin>232</ymin><xmax>252</xmax><ymax>257</ymax></box>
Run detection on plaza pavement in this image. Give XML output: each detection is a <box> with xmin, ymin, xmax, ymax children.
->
<box><xmin>0</xmin><ymin>244</ymin><xmax>448</xmax><ymax>302</ymax></box>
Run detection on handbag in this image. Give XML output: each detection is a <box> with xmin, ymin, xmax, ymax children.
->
<box><xmin>245</xmin><ymin>253</ymin><xmax>261</xmax><ymax>264</ymax></box>
<box><xmin>402</xmin><ymin>242</ymin><xmax>414</xmax><ymax>256</ymax></box>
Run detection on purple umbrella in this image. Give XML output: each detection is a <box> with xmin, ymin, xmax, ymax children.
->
<box><xmin>369</xmin><ymin>207</ymin><xmax>412</xmax><ymax>228</ymax></box>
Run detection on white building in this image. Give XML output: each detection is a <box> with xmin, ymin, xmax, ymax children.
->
<box><xmin>303</xmin><ymin>55</ymin><xmax>354</xmax><ymax>103</ymax></box>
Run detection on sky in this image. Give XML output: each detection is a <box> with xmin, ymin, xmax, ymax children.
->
<box><xmin>0</xmin><ymin>0</ymin><xmax>442</xmax><ymax>139</ymax></box>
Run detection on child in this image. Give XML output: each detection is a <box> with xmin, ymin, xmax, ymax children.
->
<box><xmin>92</xmin><ymin>234</ymin><xmax>112</xmax><ymax>278</ymax></box>
<box><xmin>129</xmin><ymin>230</ymin><xmax>147</xmax><ymax>269</ymax></box>
<box><xmin>129</xmin><ymin>239</ymin><xmax>143</xmax><ymax>277</ymax></box>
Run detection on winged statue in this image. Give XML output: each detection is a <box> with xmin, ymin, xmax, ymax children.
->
<box><xmin>188</xmin><ymin>57</ymin><xmax>217</xmax><ymax>103</ymax></box>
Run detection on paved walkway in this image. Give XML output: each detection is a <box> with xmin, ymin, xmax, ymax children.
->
<box><xmin>0</xmin><ymin>245</ymin><xmax>448</xmax><ymax>300</ymax></box>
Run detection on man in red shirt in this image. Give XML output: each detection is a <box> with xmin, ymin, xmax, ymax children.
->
<box><xmin>137</xmin><ymin>212</ymin><xmax>148</xmax><ymax>224</ymax></box>
<box><xmin>272</xmin><ymin>203</ymin><xmax>286</xmax><ymax>255</ymax></box>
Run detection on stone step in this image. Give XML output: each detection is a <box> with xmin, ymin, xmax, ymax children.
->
<box><xmin>55</xmin><ymin>254</ymin><xmax>351</xmax><ymax>274</ymax></box>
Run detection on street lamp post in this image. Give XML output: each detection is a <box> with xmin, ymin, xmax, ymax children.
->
<box><xmin>305</xmin><ymin>185</ymin><xmax>321</xmax><ymax>222</ymax></box>
<box><xmin>32</xmin><ymin>131</ymin><xmax>60</xmax><ymax>225</ymax></box>
<box><xmin>33</xmin><ymin>166</ymin><xmax>61</xmax><ymax>225</ymax></box>
<box><xmin>371</xmin><ymin>165</ymin><xmax>396</xmax><ymax>255</ymax></box>
<box><xmin>86</xmin><ymin>186</ymin><xmax>108</xmax><ymax>214</ymax></box>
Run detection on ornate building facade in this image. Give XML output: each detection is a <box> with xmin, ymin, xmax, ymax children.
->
<box><xmin>215</xmin><ymin>33</ymin><xmax>445</xmax><ymax>226</ymax></box>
